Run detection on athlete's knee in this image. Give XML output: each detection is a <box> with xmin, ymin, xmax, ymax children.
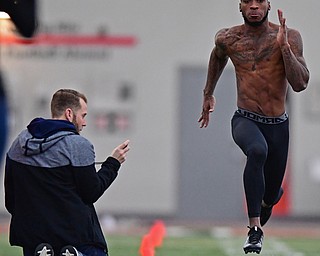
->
<box><xmin>247</xmin><ymin>143</ymin><xmax>268</xmax><ymax>162</ymax></box>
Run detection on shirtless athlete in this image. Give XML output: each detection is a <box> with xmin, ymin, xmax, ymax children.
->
<box><xmin>198</xmin><ymin>0</ymin><xmax>309</xmax><ymax>254</ymax></box>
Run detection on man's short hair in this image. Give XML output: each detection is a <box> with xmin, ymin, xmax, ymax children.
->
<box><xmin>51</xmin><ymin>89</ymin><xmax>87</xmax><ymax>118</ymax></box>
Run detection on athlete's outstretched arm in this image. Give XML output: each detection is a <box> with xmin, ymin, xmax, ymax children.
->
<box><xmin>198</xmin><ymin>31</ymin><xmax>229</xmax><ymax>128</ymax></box>
<box><xmin>277</xmin><ymin>9</ymin><xmax>309</xmax><ymax>92</ymax></box>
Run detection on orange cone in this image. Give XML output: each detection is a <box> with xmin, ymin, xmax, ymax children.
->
<box><xmin>149</xmin><ymin>220</ymin><xmax>166</xmax><ymax>247</ymax></box>
<box><xmin>139</xmin><ymin>234</ymin><xmax>155</xmax><ymax>256</ymax></box>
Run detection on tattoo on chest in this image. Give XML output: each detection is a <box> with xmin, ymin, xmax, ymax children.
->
<box><xmin>226</xmin><ymin>34</ymin><xmax>279</xmax><ymax>71</ymax></box>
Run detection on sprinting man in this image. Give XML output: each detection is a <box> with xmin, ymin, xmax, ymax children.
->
<box><xmin>198</xmin><ymin>0</ymin><xmax>309</xmax><ymax>254</ymax></box>
<box><xmin>5</xmin><ymin>89</ymin><xmax>130</xmax><ymax>256</ymax></box>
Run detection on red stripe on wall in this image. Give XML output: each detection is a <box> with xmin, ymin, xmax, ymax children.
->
<box><xmin>0</xmin><ymin>34</ymin><xmax>137</xmax><ymax>47</ymax></box>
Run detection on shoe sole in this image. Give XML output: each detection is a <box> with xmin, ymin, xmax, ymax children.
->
<box><xmin>60</xmin><ymin>245</ymin><xmax>80</xmax><ymax>256</ymax></box>
<box><xmin>244</xmin><ymin>247</ymin><xmax>262</xmax><ymax>254</ymax></box>
<box><xmin>34</xmin><ymin>243</ymin><xmax>54</xmax><ymax>256</ymax></box>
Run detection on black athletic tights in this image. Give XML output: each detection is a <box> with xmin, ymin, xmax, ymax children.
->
<box><xmin>231</xmin><ymin>112</ymin><xmax>289</xmax><ymax>218</ymax></box>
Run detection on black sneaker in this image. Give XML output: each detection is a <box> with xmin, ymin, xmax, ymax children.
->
<box><xmin>260</xmin><ymin>188</ymin><xmax>284</xmax><ymax>227</ymax></box>
<box><xmin>60</xmin><ymin>245</ymin><xmax>82</xmax><ymax>256</ymax></box>
<box><xmin>34</xmin><ymin>243</ymin><xmax>54</xmax><ymax>256</ymax></box>
<box><xmin>243</xmin><ymin>226</ymin><xmax>264</xmax><ymax>254</ymax></box>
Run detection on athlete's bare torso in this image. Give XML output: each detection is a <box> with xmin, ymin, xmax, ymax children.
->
<box><xmin>216</xmin><ymin>22</ymin><xmax>289</xmax><ymax>116</ymax></box>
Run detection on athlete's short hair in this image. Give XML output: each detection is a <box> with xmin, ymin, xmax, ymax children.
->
<box><xmin>51</xmin><ymin>89</ymin><xmax>87</xmax><ymax>118</ymax></box>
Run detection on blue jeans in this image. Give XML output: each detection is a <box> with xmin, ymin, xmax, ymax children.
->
<box><xmin>77</xmin><ymin>245</ymin><xmax>108</xmax><ymax>256</ymax></box>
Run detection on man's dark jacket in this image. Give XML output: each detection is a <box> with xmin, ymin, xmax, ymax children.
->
<box><xmin>5</xmin><ymin>118</ymin><xmax>121</xmax><ymax>252</ymax></box>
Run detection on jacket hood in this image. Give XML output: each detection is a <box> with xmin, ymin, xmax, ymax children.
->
<box><xmin>20</xmin><ymin>118</ymin><xmax>78</xmax><ymax>156</ymax></box>
<box><xmin>27</xmin><ymin>117</ymin><xmax>77</xmax><ymax>138</ymax></box>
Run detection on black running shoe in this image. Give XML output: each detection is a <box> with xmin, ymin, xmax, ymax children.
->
<box><xmin>60</xmin><ymin>245</ymin><xmax>82</xmax><ymax>256</ymax></box>
<box><xmin>243</xmin><ymin>226</ymin><xmax>264</xmax><ymax>254</ymax></box>
<box><xmin>34</xmin><ymin>243</ymin><xmax>54</xmax><ymax>256</ymax></box>
<box><xmin>260</xmin><ymin>188</ymin><xmax>284</xmax><ymax>227</ymax></box>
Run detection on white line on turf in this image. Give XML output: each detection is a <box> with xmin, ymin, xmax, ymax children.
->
<box><xmin>211</xmin><ymin>227</ymin><xmax>305</xmax><ymax>256</ymax></box>
<box><xmin>264</xmin><ymin>238</ymin><xmax>305</xmax><ymax>256</ymax></box>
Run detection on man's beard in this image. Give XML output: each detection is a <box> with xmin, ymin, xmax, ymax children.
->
<box><xmin>243</xmin><ymin>11</ymin><xmax>269</xmax><ymax>27</ymax></box>
<box><xmin>72</xmin><ymin>115</ymin><xmax>80</xmax><ymax>133</ymax></box>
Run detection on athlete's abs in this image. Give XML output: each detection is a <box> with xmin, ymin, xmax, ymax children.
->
<box><xmin>235</xmin><ymin>72</ymin><xmax>288</xmax><ymax>116</ymax></box>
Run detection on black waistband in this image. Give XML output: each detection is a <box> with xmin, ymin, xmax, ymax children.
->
<box><xmin>236</xmin><ymin>108</ymin><xmax>288</xmax><ymax>124</ymax></box>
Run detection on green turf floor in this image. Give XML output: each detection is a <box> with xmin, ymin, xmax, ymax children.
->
<box><xmin>1</xmin><ymin>233</ymin><xmax>319</xmax><ymax>256</ymax></box>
